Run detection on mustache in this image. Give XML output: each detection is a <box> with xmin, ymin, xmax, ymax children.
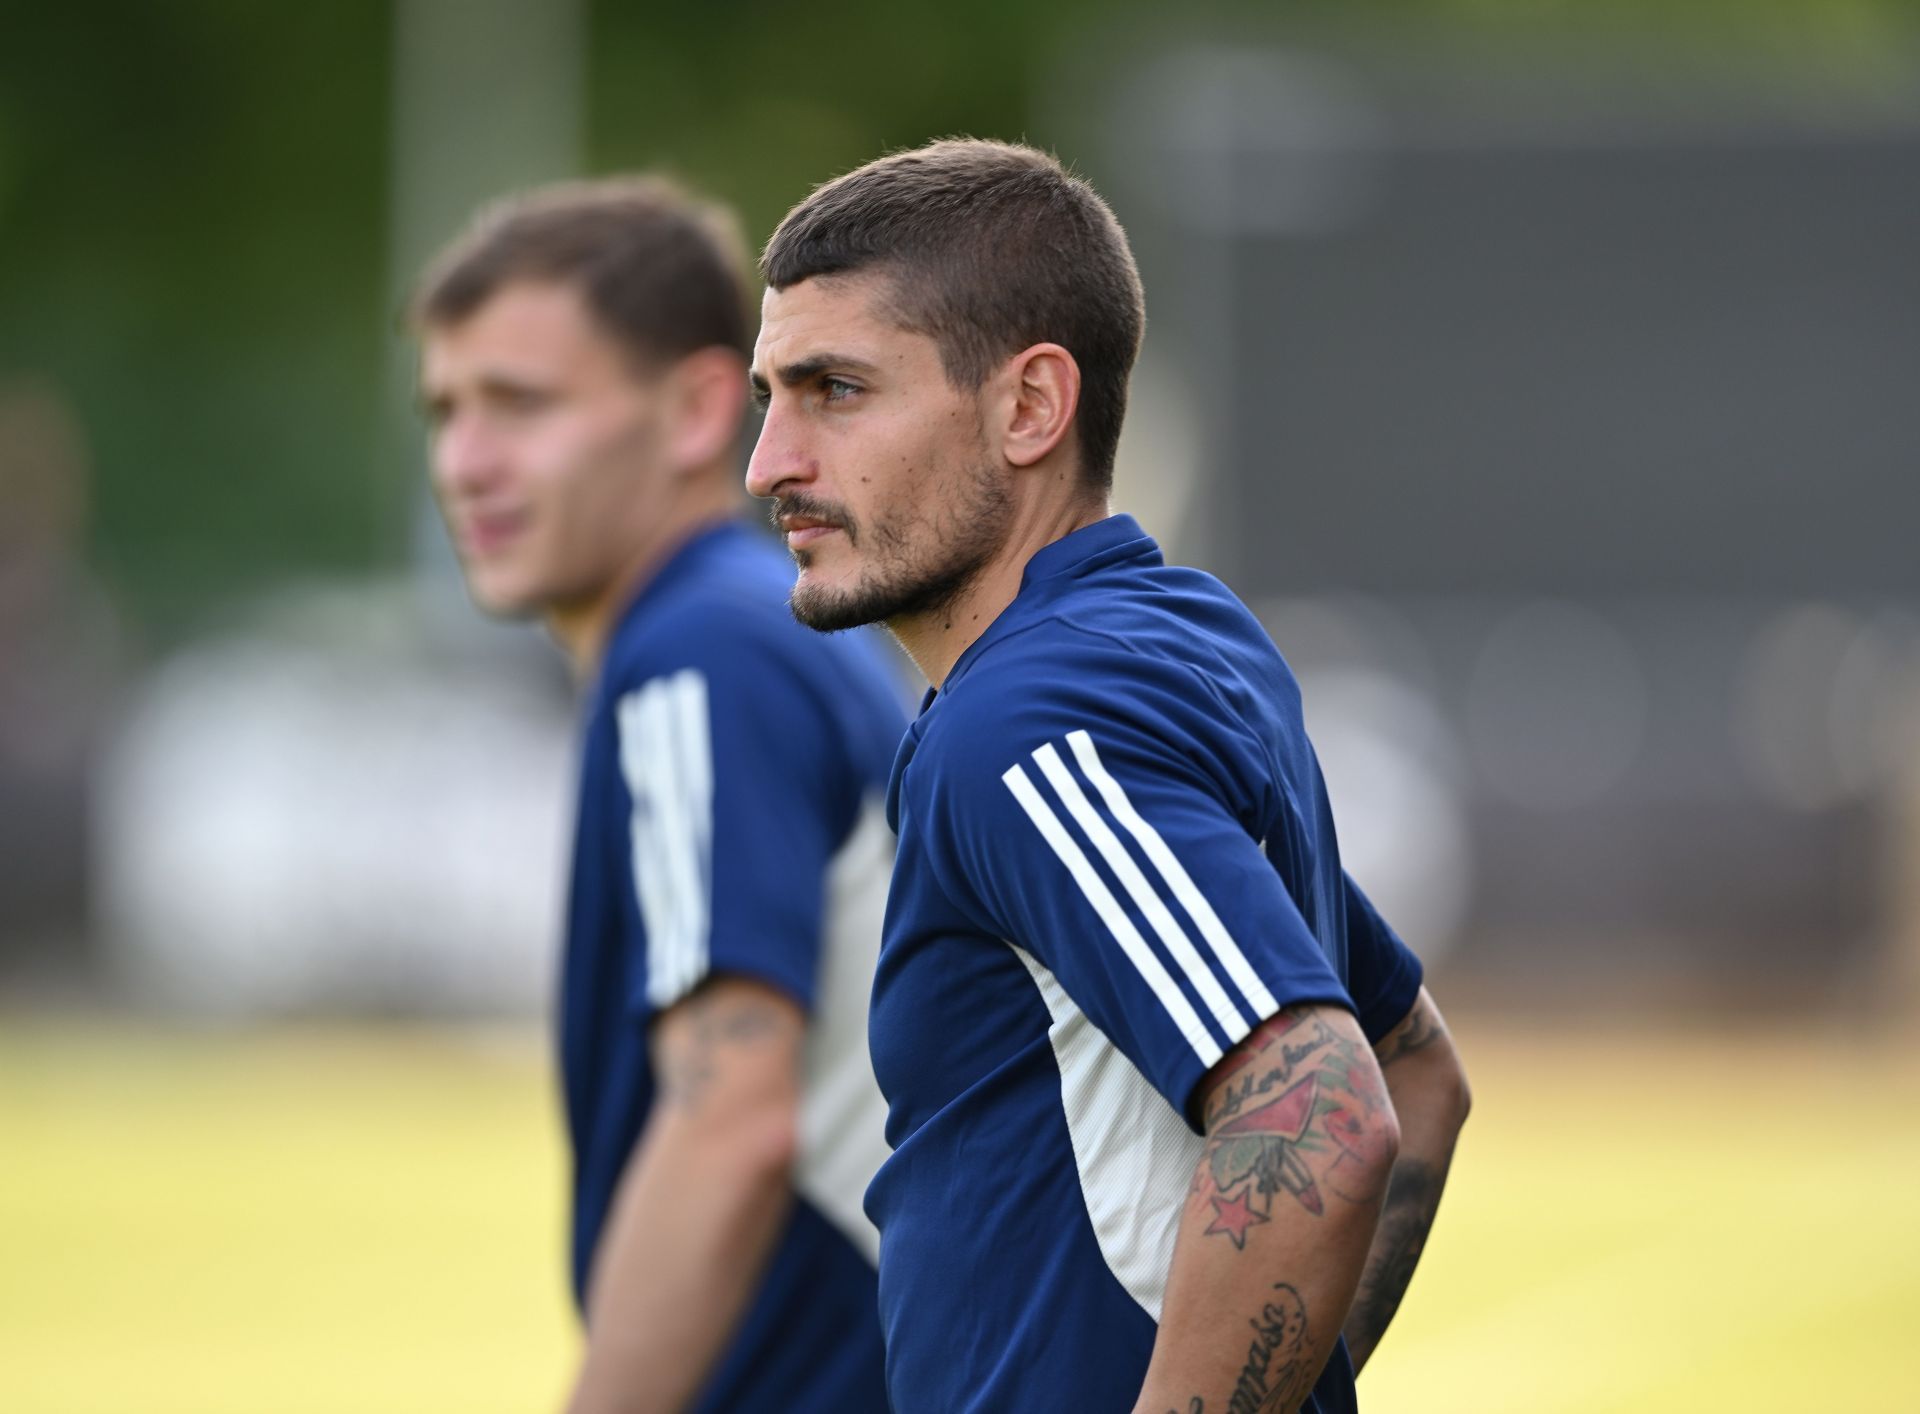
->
<box><xmin>769</xmin><ymin>492</ymin><xmax>856</xmax><ymax>540</ymax></box>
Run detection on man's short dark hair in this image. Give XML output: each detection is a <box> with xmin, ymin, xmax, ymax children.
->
<box><xmin>762</xmin><ymin>139</ymin><xmax>1145</xmax><ymax>491</ymax></box>
<box><xmin>412</xmin><ymin>175</ymin><xmax>751</xmax><ymax>365</ymax></box>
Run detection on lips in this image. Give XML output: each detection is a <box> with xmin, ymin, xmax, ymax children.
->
<box><xmin>785</xmin><ymin>523</ymin><xmax>841</xmax><ymax>549</ymax></box>
<box><xmin>461</xmin><ymin>509</ymin><xmax>527</xmax><ymax>556</ymax></box>
<box><xmin>778</xmin><ymin>510</ymin><xmax>846</xmax><ymax>549</ymax></box>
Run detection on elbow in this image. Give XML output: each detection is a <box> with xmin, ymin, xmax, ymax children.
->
<box><xmin>1444</xmin><ymin>1048</ymin><xmax>1473</xmax><ymax>1132</ymax></box>
<box><xmin>678</xmin><ymin>1101</ymin><xmax>799</xmax><ymax>1199</ymax></box>
<box><xmin>757</xmin><ymin>1109</ymin><xmax>801</xmax><ymax>1179</ymax></box>
<box><xmin>724</xmin><ymin>1107</ymin><xmax>800</xmax><ymax>1193</ymax></box>
<box><xmin>1375</xmin><ymin>1103</ymin><xmax>1403</xmax><ymax>1178</ymax></box>
<box><xmin>1351</xmin><ymin>1099</ymin><xmax>1401</xmax><ymax>1197</ymax></box>
<box><xmin>1407</xmin><ymin>1040</ymin><xmax>1471</xmax><ymax>1139</ymax></box>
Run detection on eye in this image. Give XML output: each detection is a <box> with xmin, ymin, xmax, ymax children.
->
<box><xmin>492</xmin><ymin>385</ymin><xmax>555</xmax><ymax>416</ymax></box>
<box><xmin>822</xmin><ymin>376</ymin><xmax>861</xmax><ymax>404</ymax></box>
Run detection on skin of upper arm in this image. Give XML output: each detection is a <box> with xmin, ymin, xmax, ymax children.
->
<box><xmin>1191</xmin><ymin>1002</ymin><xmax>1401</xmax><ymax>1213</ymax></box>
<box><xmin>566</xmin><ymin>977</ymin><xmax>806</xmax><ymax>1412</ymax></box>
<box><xmin>1333</xmin><ymin>987</ymin><xmax>1469</xmax><ymax>1377</ymax></box>
<box><xmin>1136</xmin><ymin>1004</ymin><xmax>1399</xmax><ymax>1414</ymax></box>
<box><xmin>1370</xmin><ymin>987</ymin><xmax>1471</xmax><ymax>1124</ymax></box>
<box><xmin>646</xmin><ymin>975</ymin><xmax>806</xmax><ymax>1170</ymax></box>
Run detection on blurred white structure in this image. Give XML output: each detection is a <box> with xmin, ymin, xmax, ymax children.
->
<box><xmin>97</xmin><ymin>583</ymin><xmax>573</xmax><ymax>1015</ymax></box>
<box><xmin>1301</xmin><ymin>666</ymin><xmax>1472</xmax><ymax>961</ymax></box>
<box><xmin>1262</xmin><ymin>597</ymin><xmax>1473</xmax><ymax>960</ymax></box>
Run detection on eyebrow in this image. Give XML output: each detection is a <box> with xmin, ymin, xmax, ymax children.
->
<box><xmin>413</xmin><ymin>369</ymin><xmax>552</xmax><ymax>414</ymax></box>
<box><xmin>753</xmin><ymin>353</ymin><xmax>882</xmax><ymax>393</ymax></box>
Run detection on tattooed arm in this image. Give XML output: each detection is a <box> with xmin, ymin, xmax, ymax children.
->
<box><xmin>1341</xmin><ymin>987</ymin><xmax>1470</xmax><ymax>1374</ymax></box>
<box><xmin>1132</xmin><ymin>1004</ymin><xmax>1399</xmax><ymax>1414</ymax></box>
<box><xmin>567</xmin><ymin>977</ymin><xmax>803</xmax><ymax>1414</ymax></box>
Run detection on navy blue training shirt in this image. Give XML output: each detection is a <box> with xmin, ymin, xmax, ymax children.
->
<box><xmin>867</xmin><ymin>514</ymin><xmax>1423</xmax><ymax>1414</ymax></box>
<box><xmin>560</xmin><ymin>520</ymin><xmax>905</xmax><ymax>1413</ymax></box>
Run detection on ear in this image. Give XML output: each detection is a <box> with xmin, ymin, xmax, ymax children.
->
<box><xmin>998</xmin><ymin>343</ymin><xmax>1080</xmax><ymax>469</ymax></box>
<box><xmin>662</xmin><ymin>346</ymin><xmax>749</xmax><ymax>474</ymax></box>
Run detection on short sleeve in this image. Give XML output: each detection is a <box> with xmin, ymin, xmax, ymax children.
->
<box><xmin>1341</xmin><ymin>872</ymin><xmax>1424</xmax><ymax>1044</ymax></box>
<box><xmin>611</xmin><ymin>624</ymin><xmax>863</xmax><ymax>1016</ymax></box>
<box><xmin>914</xmin><ymin>645</ymin><xmax>1356</xmax><ymax>1126</ymax></box>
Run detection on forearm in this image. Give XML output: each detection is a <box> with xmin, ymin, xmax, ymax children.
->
<box><xmin>1133</xmin><ymin>1005</ymin><xmax>1399</xmax><ymax>1414</ymax></box>
<box><xmin>1340</xmin><ymin>990</ymin><xmax>1470</xmax><ymax>1374</ymax></box>
<box><xmin>569</xmin><ymin>1118</ymin><xmax>793</xmax><ymax>1414</ymax></box>
<box><xmin>568</xmin><ymin>979</ymin><xmax>803</xmax><ymax>1414</ymax></box>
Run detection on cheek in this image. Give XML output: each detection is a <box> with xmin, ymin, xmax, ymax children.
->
<box><xmin>847</xmin><ymin>415</ymin><xmax>951</xmax><ymax>520</ymax></box>
<box><xmin>530</xmin><ymin>424</ymin><xmax>637</xmax><ymax>520</ymax></box>
<box><xmin>487</xmin><ymin>445</ymin><xmax>590</xmax><ymax>575</ymax></box>
<box><xmin>853</xmin><ymin>466</ymin><xmax>930</xmax><ymax>558</ymax></box>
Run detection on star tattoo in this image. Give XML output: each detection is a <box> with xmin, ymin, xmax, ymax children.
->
<box><xmin>1205</xmin><ymin>1189</ymin><xmax>1270</xmax><ymax>1249</ymax></box>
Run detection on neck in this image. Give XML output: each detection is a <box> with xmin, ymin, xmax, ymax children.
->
<box><xmin>545</xmin><ymin>471</ymin><xmax>740</xmax><ymax>679</ymax></box>
<box><xmin>890</xmin><ymin>493</ymin><xmax>1109</xmax><ymax>688</ymax></box>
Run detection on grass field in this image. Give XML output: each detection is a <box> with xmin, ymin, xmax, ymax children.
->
<box><xmin>3</xmin><ymin>1016</ymin><xmax>1917</xmax><ymax>1412</ymax></box>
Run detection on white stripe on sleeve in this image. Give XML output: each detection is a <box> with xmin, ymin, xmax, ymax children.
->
<box><xmin>1030</xmin><ymin>743</ymin><xmax>1251</xmax><ymax>1045</ymax></box>
<box><xmin>1002</xmin><ymin>762</ymin><xmax>1223</xmax><ymax>1068</ymax></box>
<box><xmin>616</xmin><ymin>670</ymin><xmax>715</xmax><ymax>1009</ymax></box>
<box><xmin>617</xmin><ymin>686</ymin><xmax>680</xmax><ymax>998</ymax></box>
<box><xmin>1065</xmin><ymin>729</ymin><xmax>1280</xmax><ymax>1017</ymax></box>
<box><xmin>640</xmin><ymin>680</ymin><xmax>695</xmax><ymax>1001</ymax></box>
<box><xmin>668</xmin><ymin>669</ymin><xmax>713</xmax><ymax>989</ymax></box>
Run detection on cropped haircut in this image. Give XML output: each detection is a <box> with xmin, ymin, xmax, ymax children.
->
<box><xmin>761</xmin><ymin>139</ymin><xmax>1145</xmax><ymax>491</ymax></box>
<box><xmin>412</xmin><ymin>175</ymin><xmax>752</xmax><ymax>365</ymax></box>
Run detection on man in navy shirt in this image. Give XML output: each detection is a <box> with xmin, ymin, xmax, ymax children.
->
<box><xmin>748</xmin><ymin>140</ymin><xmax>1472</xmax><ymax>1413</ymax></box>
<box><xmin>414</xmin><ymin>177</ymin><xmax>901</xmax><ymax>1412</ymax></box>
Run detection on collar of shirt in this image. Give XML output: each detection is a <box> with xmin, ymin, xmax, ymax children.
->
<box><xmin>588</xmin><ymin>518</ymin><xmax>748</xmax><ymax>700</ymax></box>
<box><xmin>620</xmin><ymin>518</ymin><xmax>746</xmax><ymax>621</ymax></box>
<box><xmin>890</xmin><ymin>512</ymin><xmax>1160</xmax><ymax>831</ymax></box>
<box><xmin>917</xmin><ymin>513</ymin><xmax>1160</xmax><ymax>713</ymax></box>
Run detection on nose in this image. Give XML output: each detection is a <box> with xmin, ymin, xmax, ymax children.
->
<box><xmin>745</xmin><ymin>402</ymin><xmax>813</xmax><ymax>501</ymax></box>
<box><xmin>431</xmin><ymin>413</ymin><xmax>504</xmax><ymax>498</ymax></box>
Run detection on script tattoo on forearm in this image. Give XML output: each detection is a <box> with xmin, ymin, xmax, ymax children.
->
<box><xmin>1228</xmin><ymin>1283</ymin><xmax>1315</xmax><ymax>1414</ymax></box>
<box><xmin>1342</xmin><ymin>1158</ymin><xmax>1444</xmax><ymax>1365</ymax></box>
<box><xmin>655</xmin><ymin>993</ymin><xmax>783</xmax><ymax>1109</ymax></box>
<box><xmin>1160</xmin><ymin>1283</ymin><xmax>1316</xmax><ymax>1414</ymax></box>
<box><xmin>1192</xmin><ymin>1010</ymin><xmax>1392</xmax><ymax>1247</ymax></box>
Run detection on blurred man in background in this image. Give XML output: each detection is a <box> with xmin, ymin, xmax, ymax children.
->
<box><xmin>748</xmin><ymin>138</ymin><xmax>1471</xmax><ymax>1413</ymax></box>
<box><xmin>413</xmin><ymin>178</ymin><xmax>902</xmax><ymax>1413</ymax></box>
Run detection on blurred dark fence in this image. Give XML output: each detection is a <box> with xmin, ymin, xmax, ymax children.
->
<box><xmin>1103</xmin><ymin>49</ymin><xmax>1920</xmax><ymax>1004</ymax></box>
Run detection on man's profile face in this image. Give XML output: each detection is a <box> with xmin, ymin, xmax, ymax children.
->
<box><xmin>746</xmin><ymin>272</ymin><xmax>1013</xmax><ymax>632</ymax></box>
<box><xmin>420</xmin><ymin>280</ymin><xmax>668</xmax><ymax>618</ymax></box>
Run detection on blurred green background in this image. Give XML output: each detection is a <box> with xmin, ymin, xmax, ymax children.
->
<box><xmin>5</xmin><ymin>0</ymin><xmax>1918</xmax><ymax>634</ymax></box>
<box><xmin>5</xmin><ymin>2</ymin><xmax>1920</xmax><ymax>1410</ymax></box>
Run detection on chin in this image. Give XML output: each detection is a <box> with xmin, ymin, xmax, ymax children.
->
<box><xmin>790</xmin><ymin>577</ymin><xmax>882</xmax><ymax>634</ymax></box>
<box><xmin>464</xmin><ymin>575</ymin><xmax>542</xmax><ymax>621</ymax></box>
<box><xmin>792</xmin><ymin>563</ymin><xmax>849</xmax><ymax>604</ymax></box>
<box><xmin>791</xmin><ymin>563</ymin><xmax>830</xmax><ymax>597</ymax></box>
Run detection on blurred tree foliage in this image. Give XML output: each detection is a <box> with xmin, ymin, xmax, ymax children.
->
<box><xmin>0</xmin><ymin>1</ymin><xmax>390</xmax><ymax>631</ymax></box>
<box><xmin>0</xmin><ymin>0</ymin><xmax>1913</xmax><ymax>638</ymax></box>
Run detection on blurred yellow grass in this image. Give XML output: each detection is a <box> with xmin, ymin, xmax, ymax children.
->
<box><xmin>2</xmin><ymin>1018</ymin><xmax>1917</xmax><ymax>1412</ymax></box>
<box><xmin>1359</xmin><ymin>1020</ymin><xmax>1920</xmax><ymax>1413</ymax></box>
<box><xmin>0</xmin><ymin>1026</ymin><xmax>576</xmax><ymax>1414</ymax></box>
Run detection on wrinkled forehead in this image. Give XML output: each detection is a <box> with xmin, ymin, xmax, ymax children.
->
<box><xmin>754</xmin><ymin>270</ymin><xmax>925</xmax><ymax>363</ymax></box>
<box><xmin>758</xmin><ymin>271</ymin><xmax>876</xmax><ymax>338</ymax></box>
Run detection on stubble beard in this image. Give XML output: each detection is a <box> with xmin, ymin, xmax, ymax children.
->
<box><xmin>787</xmin><ymin>456</ymin><xmax>1014</xmax><ymax>635</ymax></box>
